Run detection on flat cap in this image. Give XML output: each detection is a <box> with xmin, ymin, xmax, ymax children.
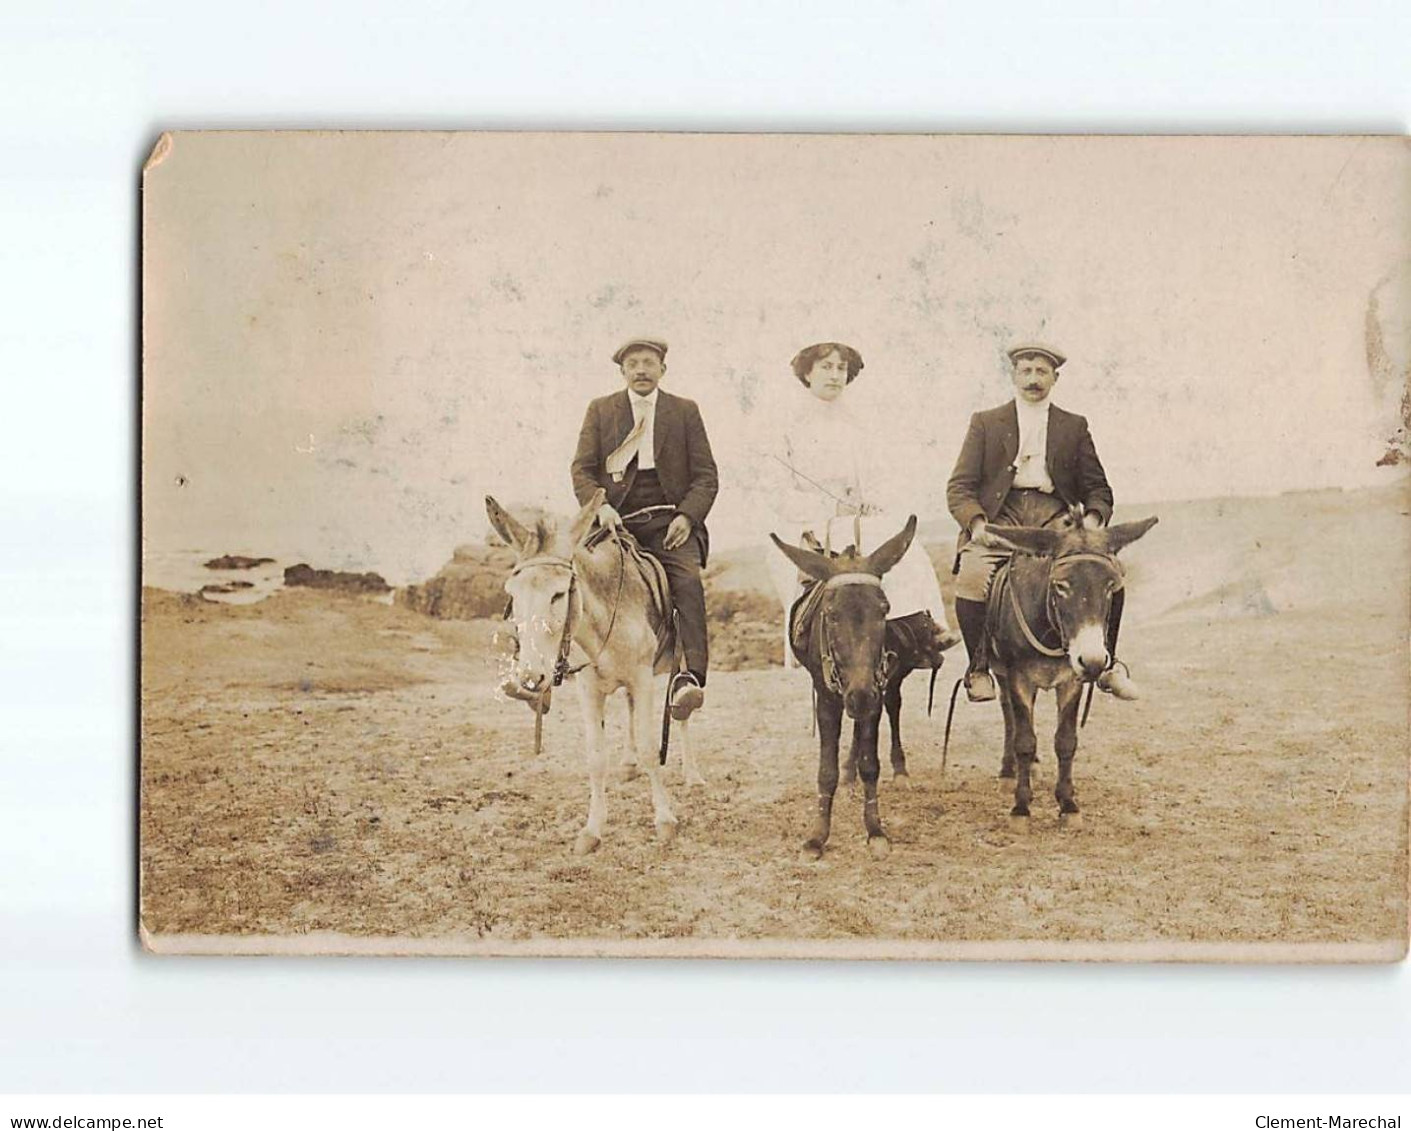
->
<box><xmin>611</xmin><ymin>337</ymin><xmax>668</xmax><ymax>365</ymax></box>
<box><xmin>1006</xmin><ymin>342</ymin><xmax>1066</xmax><ymax>369</ymax></box>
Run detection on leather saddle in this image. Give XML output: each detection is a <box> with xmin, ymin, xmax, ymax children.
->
<box><xmin>788</xmin><ymin>581</ymin><xmax>827</xmax><ymax>664</ymax></box>
<box><xmin>584</xmin><ymin>525</ymin><xmax>675</xmax><ymax>667</ymax></box>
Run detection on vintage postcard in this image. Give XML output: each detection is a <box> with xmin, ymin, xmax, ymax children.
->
<box><xmin>140</xmin><ymin>132</ymin><xmax>1409</xmax><ymax>959</ymax></box>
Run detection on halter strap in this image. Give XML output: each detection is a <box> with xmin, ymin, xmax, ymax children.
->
<box><xmin>1007</xmin><ymin>549</ymin><xmax>1121</xmax><ymax>661</ymax></box>
<box><xmin>508</xmin><ymin>541</ymin><xmax>632</xmax><ymax>687</ymax></box>
<box><xmin>813</xmin><ymin>571</ymin><xmax>890</xmax><ymax>697</ymax></box>
<box><xmin>1052</xmin><ymin>551</ymin><xmax>1120</xmax><ymax>571</ymax></box>
<box><xmin>510</xmin><ymin>554</ymin><xmax>574</xmax><ymax>576</ymax></box>
<box><xmin>824</xmin><ymin>572</ymin><xmax>883</xmax><ymax>590</ymax></box>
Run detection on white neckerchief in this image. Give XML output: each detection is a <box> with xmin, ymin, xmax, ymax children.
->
<box><xmin>629</xmin><ymin>388</ymin><xmax>659</xmax><ymax>471</ymax></box>
<box><xmin>1012</xmin><ymin>395</ymin><xmax>1054</xmax><ymax>491</ymax></box>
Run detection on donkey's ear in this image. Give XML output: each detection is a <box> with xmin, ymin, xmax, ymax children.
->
<box><xmin>770</xmin><ymin>533</ymin><xmax>834</xmax><ymax>583</ymax></box>
<box><xmin>985</xmin><ymin>524</ymin><xmax>1063</xmax><ymax>557</ymax></box>
<box><xmin>862</xmin><ymin>515</ymin><xmax>918</xmax><ymax>578</ymax></box>
<box><xmin>568</xmin><ymin>488</ymin><xmax>607</xmax><ymax>547</ymax></box>
<box><xmin>1104</xmin><ymin>515</ymin><xmax>1158</xmax><ymax>555</ymax></box>
<box><xmin>486</xmin><ymin>495</ymin><xmax>532</xmax><ymax>554</ymax></box>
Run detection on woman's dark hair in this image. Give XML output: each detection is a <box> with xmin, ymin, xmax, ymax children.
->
<box><xmin>790</xmin><ymin>342</ymin><xmax>864</xmax><ymax>387</ymax></box>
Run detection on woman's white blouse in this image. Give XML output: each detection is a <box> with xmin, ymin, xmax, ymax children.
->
<box><xmin>772</xmin><ymin>388</ymin><xmax>900</xmax><ymax>528</ymax></box>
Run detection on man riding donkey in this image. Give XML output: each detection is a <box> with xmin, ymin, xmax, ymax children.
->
<box><xmin>947</xmin><ymin>342</ymin><xmax>1141</xmax><ymax>704</ymax></box>
<box><xmin>566</xmin><ymin>336</ymin><xmax>719</xmax><ymax>721</ymax></box>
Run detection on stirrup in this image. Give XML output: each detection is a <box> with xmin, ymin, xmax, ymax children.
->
<box><xmin>964</xmin><ymin>669</ymin><xmax>997</xmax><ymax>703</ymax></box>
<box><xmin>669</xmin><ymin>672</ymin><xmax>705</xmax><ymax>720</ymax></box>
<box><xmin>1096</xmin><ymin>660</ymin><xmax>1140</xmax><ymax>701</ymax></box>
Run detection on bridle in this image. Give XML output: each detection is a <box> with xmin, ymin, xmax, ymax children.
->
<box><xmin>816</xmin><ymin>571</ymin><xmax>895</xmax><ymax>697</ymax></box>
<box><xmin>1007</xmin><ymin>549</ymin><xmax>1121</xmax><ymax>664</ymax></box>
<box><xmin>508</xmin><ymin>537</ymin><xmax>627</xmax><ymax>688</ymax></box>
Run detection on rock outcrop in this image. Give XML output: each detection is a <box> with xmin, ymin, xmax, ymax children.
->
<box><xmin>283</xmin><ymin>563</ymin><xmax>391</xmax><ymax>595</ymax></box>
<box><xmin>396</xmin><ymin>544</ymin><xmax>515</xmax><ymax>620</ymax></box>
<box><xmin>203</xmin><ymin>555</ymin><xmax>276</xmax><ymax>570</ymax></box>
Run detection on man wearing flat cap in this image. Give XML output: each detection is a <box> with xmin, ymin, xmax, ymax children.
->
<box><xmin>947</xmin><ymin>343</ymin><xmax>1139</xmax><ymax>703</ymax></box>
<box><xmin>571</xmin><ymin>338</ymin><xmax>719</xmax><ymax>718</ymax></box>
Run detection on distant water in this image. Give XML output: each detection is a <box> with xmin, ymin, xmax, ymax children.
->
<box><xmin>143</xmin><ymin>549</ymin><xmax>291</xmax><ymax>605</ymax></box>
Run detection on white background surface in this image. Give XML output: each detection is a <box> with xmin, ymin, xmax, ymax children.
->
<box><xmin>1</xmin><ymin>0</ymin><xmax>1408</xmax><ymax>1094</ymax></box>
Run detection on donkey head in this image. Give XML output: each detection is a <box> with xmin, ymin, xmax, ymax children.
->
<box><xmin>987</xmin><ymin>515</ymin><xmax>1157</xmax><ymax>679</ymax></box>
<box><xmin>486</xmin><ymin>490</ymin><xmax>603</xmax><ymax>690</ymax></box>
<box><xmin>770</xmin><ymin>516</ymin><xmax>917</xmax><ymax>718</ymax></box>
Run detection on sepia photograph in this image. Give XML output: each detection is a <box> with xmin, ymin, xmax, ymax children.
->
<box><xmin>139</xmin><ymin>130</ymin><xmax>1409</xmax><ymax>959</ymax></box>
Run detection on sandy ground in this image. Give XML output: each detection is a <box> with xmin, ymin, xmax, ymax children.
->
<box><xmin>139</xmin><ymin>507</ymin><xmax>1409</xmax><ymax>954</ymax></box>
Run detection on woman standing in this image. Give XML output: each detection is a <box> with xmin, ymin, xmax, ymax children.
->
<box><xmin>766</xmin><ymin>341</ymin><xmax>959</xmax><ymax>664</ymax></box>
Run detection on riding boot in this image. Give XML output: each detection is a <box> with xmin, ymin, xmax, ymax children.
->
<box><xmin>670</xmin><ymin>669</ymin><xmax>705</xmax><ymax>720</ymax></box>
<box><xmin>1096</xmin><ymin>587</ymin><xmax>1140</xmax><ymax>700</ymax></box>
<box><xmin>903</xmin><ymin>611</ymin><xmax>962</xmax><ymax>669</ymax></box>
<box><xmin>954</xmin><ymin>597</ymin><xmax>996</xmax><ymax>702</ymax></box>
<box><xmin>926</xmin><ymin>611</ymin><xmax>964</xmax><ymax>656</ymax></box>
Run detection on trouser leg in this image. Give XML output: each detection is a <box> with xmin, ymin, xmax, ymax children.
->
<box><xmin>652</xmin><ymin>540</ymin><xmax>708</xmax><ymax>683</ymax></box>
<box><xmin>954</xmin><ymin>597</ymin><xmax>989</xmax><ymax>676</ymax></box>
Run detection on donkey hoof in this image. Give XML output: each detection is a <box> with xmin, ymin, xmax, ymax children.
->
<box><xmin>867</xmin><ymin>835</ymin><xmax>892</xmax><ymax>860</ymax></box>
<box><xmin>655</xmin><ymin>819</ymin><xmax>679</xmax><ymax>843</ymax></box>
<box><xmin>573</xmin><ymin>832</ymin><xmax>601</xmax><ymax>856</ymax></box>
<box><xmin>1058</xmin><ymin>810</ymin><xmax>1084</xmax><ymax>830</ymax></box>
<box><xmin>685</xmin><ymin>772</ymin><xmax>707</xmax><ymax>789</ymax></box>
<box><xmin>891</xmin><ymin>770</ymin><xmax>911</xmax><ymax>788</ymax></box>
<box><xmin>801</xmin><ymin>839</ymin><xmax>825</xmax><ymax>862</ymax></box>
<box><xmin>999</xmin><ymin>767</ymin><xmax>1016</xmax><ymax>781</ymax></box>
<box><xmin>618</xmin><ymin>763</ymin><xmax>640</xmax><ymax>783</ymax></box>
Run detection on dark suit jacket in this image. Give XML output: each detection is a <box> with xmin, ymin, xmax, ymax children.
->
<box><xmin>571</xmin><ymin>388</ymin><xmax>719</xmax><ymax>560</ymax></box>
<box><xmin>946</xmin><ymin>400</ymin><xmax>1113</xmax><ymax>548</ymax></box>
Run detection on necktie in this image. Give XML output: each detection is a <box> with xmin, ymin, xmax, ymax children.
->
<box><xmin>605</xmin><ymin>414</ymin><xmax>647</xmax><ymax>481</ymax></box>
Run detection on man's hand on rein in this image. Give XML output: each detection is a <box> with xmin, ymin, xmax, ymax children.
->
<box><xmin>663</xmin><ymin>514</ymin><xmax>692</xmax><ymax>551</ymax></box>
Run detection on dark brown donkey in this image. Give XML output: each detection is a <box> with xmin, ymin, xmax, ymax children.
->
<box><xmin>984</xmin><ymin>516</ymin><xmax>1157</xmax><ymax>826</ymax></box>
<box><xmin>845</xmin><ymin>611</ymin><xmax>952</xmax><ymax>788</ymax></box>
<box><xmin>770</xmin><ymin>517</ymin><xmax>918</xmax><ymax>860</ymax></box>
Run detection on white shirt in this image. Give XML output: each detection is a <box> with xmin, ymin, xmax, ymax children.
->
<box><xmin>1012</xmin><ymin>395</ymin><xmax>1055</xmax><ymax>492</ymax></box>
<box><xmin>629</xmin><ymin>388</ymin><xmax>658</xmax><ymax>471</ymax></box>
<box><xmin>772</xmin><ymin>387</ymin><xmax>911</xmax><ymax>527</ymax></box>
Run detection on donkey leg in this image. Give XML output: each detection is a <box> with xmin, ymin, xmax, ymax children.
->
<box><xmin>1054</xmin><ymin>679</ymin><xmax>1083</xmax><ymax>825</ymax></box>
<box><xmin>885</xmin><ymin>676</ymin><xmax>908</xmax><ymax>782</ymax></box>
<box><xmin>804</xmin><ymin>691</ymin><xmax>843</xmax><ymax>860</ymax></box>
<box><xmin>678</xmin><ymin>717</ymin><xmax>706</xmax><ymax>787</ymax></box>
<box><xmin>1005</xmin><ymin>677</ymin><xmax>1039</xmax><ymax>823</ymax></box>
<box><xmin>575</xmin><ymin>679</ymin><xmax>609</xmax><ymax>855</ymax></box>
<box><xmin>856</xmin><ymin>712</ymin><xmax>890</xmax><ymax>858</ymax></box>
<box><xmin>616</xmin><ymin>697</ymin><xmax>641</xmax><ymax>784</ymax></box>
<box><xmin>998</xmin><ymin>676</ymin><xmax>1017</xmax><ymax>779</ymax></box>
<box><xmin>629</xmin><ymin>674</ymin><xmax>678</xmax><ymax>842</ymax></box>
<box><xmin>840</xmin><ymin>729</ymin><xmax>858</xmax><ymax>791</ymax></box>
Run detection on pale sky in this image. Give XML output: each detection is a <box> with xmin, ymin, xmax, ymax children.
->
<box><xmin>143</xmin><ymin>133</ymin><xmax>1410</xmax><ymax>584</ymax></box>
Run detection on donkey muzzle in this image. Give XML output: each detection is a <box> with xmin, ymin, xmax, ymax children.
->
<box><xmin>1069</xmin><ymin>624</ymin><xmax>1109</xmax><ymax>680</ymax></box>
<box><xmin>844</xmin><ymin>687</ymin><xmax>881</xmax><ymax>719</ymax></box>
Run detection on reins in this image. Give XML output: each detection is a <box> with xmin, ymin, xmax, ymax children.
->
<box><xmin>509</xmin><ymin>532</ymin><xmax>629</xmax><ymax>754</ymax></box>
<box><xmin>814</xmin><ymin>572</ymin><xmax>892</xmax><ymax>699</ymax></box>
<box><xmin>942</xmin><ymin>548</ymin><xmax>1122</xmax><ymax>766</ymax></box>
<box><xmin>1008</xmin><ymin>551</ymin><xmax>1120</xmax><ymax>660</ymax></box>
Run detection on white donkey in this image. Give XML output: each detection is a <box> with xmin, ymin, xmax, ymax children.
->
<box><xmin>487</xmin><ymin>490</ymin><xmax>703</xmax><ymax>855</ymax></box>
